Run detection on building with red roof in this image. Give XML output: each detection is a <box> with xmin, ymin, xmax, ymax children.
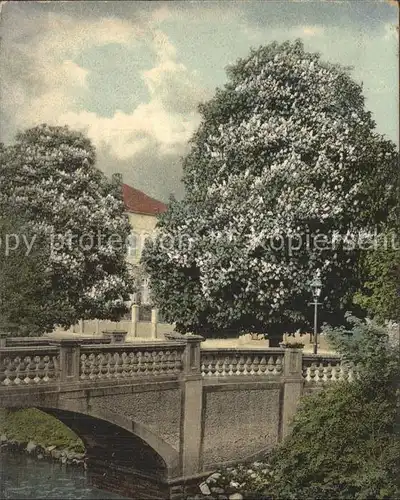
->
<box><xmin>122</xmin><ymin>183</ymin><xmax>167</xmax><ymax>216</ymax></box>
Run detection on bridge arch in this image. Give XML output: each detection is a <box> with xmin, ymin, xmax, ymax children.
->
<box><xmin>1</xmin><ymin>394</ymin><xmax>180</xmax><ymax>498</ymax></box>
<box><xmin>42</xmin><ymin>405</ymin><xmax>180</xmax><ymax>477</ymax></box>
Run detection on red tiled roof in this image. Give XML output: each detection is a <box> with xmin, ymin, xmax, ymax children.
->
<box><xmin>122</xmin><ymin>183</ymin><xmax>167</xmax><ymax>216</ymax></box>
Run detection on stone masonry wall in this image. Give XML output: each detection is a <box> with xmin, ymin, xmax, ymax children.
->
<box><xmin>90</xmin><ymin>387</ymin><xmax>182</xmax><ymax>451</ymax></box>
<box><xmin>201</xmin><ymin>383</ymin><xmax>282</xmax><ymax>469</ymax></box>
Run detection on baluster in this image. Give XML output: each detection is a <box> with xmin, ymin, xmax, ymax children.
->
<box><xmin>97</xmin><ymin>353</ymin><xmax>106</xmax><ymax>379</ymax></box>
<box><xmin>152</xmin><ymin>351</ymin><xmax>160</xmax><ymax>376</ymax></box>
<box><xmin>339</xmin><ymin>363</ymin><xmax>347</xmax><ymax>381</ymax></box>
<box><xmin>34</xmin><ymin>355</ymin><xmax>44</xmax><ymax>383</ymax></box>
<box><xmin>22</xmin><ymin>356</ymin><xmax>32</xmax><ymax>384</ymax></box>
<box><xmin>136</xmin><ymin>351</ymin><xmax>145</xmax><ymax>375</ymax></box>
<box><xmin>275</xmin><ymin>355</ymin><xmax>283</xmax><ymax>375</ymax></box>
<box><xmin>34</xmin><ymin>356</ymin><xmax>46</xmax><ymax>384</ymax></box>
<box><xmin>215</xmin><ymin>358</ymin><xmax>224</xmax><ymax>376</ymax></box>
<box><xmin>144</xmin><ymin>351</ymin><xmax>152</xmax><ymax>375</ymax></box>
<box><xmin>244</xmin><ymin>356</ymin><xmax>252</xmax><ymax>375</ymax></box>
<box><xmin>237</xmin><ymin>356</ymin><xmax>245</xmax><ymax>376</ymax></box>
<box><xmin>110</xmin><ymin>352</ymin><xmax>119</xmax><ymax>378</ymax></box>
<box><xmin>267</xmin><ymin>356</ymin><xmax>275</xmax><ymax>374</ymax></box>
<box><xmin>80</xmin><ymin>354</ymin><xmax>87</xmax><ymax>380</ymax></box>
<box><xmin>7</xmin><ymin>356</ymin><xmax>17</xmax><ymax>385</ymax></box>
<box><xmin>174</xmin><ymin>350</ymin><xmax>183</xmax><ymax>373</ymax></box>
<box><xmin>167</xmin><ymin>351</ymin><xmax>176</xmax><ymax>374</ymax></box>
<box><xmin>16</xmin><ymin>356</ymin><xmax>28</xmax><ymax>384</ymax></box>
<box><xmin>228</xmin><ymin>355</ymin><xmax>236</xmax><ymax>375</ymax></box>
<box><xmin>49</xmin><ymin>355</ymin><xmax>58</xmax><ymax>381</ymax></box>
<box><xmin>252</xmin><ymin>355</ymin><xmax>260</xmax><ymax>375</ymax></box>
<box><xmin>200</xmin><ymin>355</ymin><xmax>207</xmax><ymax>376</ymax></box>
<box><xmin>87</xmin><ymin>353</ymin><xmax>96</xmax><ymax>379</ymax></box>
<box><xmin>42</xmin><ymin>355</ymin><xmax>51</xmax><ymax>383</ymax></box>
<box><xmin>335</xmin><ymin>363</ymin><xmax>341</xmax><ymax>381</ymax></box>
<box><xmin>130</xmin><ymin>351</ymin><xmax>139</xmax><ymax>377</ymax></box>
<box><xmin>317</xmin><ymin>362</ymin><xmax>324</xmax><ymax>382</ymax></box>
<box><xmin>348</xmin><ymin>362</ymin><xmax>355</xmax><ymax>382</ymax></box>
<box><xmin>259</xmin><ymin>356</ymin><xmax>267</xmax><ymax>375</ymax></box>
<box><xmin>325</xmin><ymin>364</ymin><xmax>332</xmax><ymax>382</ymax></box>
<box><xmin>208</xmin><ymin>355</ymin><xmax>217</xmax><ymax>377</ymax></box>
<box><xmin>13</xmin><ymin>356</ymin><xmax>23</xmax><ymax>385</ymax></box>
<box><xmin>90</xmin><ymin>353</ymin><xmax>99</xmax><ymax>380</ymax></box>
<box><xmin>221</xmin><ymin>355</ymin><xmax>229</xmax><ymax>376</ymax></box>
<box><xmin>158</xmin><ymin>350</ymin><xmax>167</xmax><ymax>375</ymax></box>
<box><xmin>309</xmin><ymin>362</ymin><xmax>317</xmax><ymax>382</ymax></box>
<box><xmin>115</xmin><ymin>353</ymin><xmax>123</xmax><ymax>379</ymax></box>
<box><xmin>1</xmin><ymin>357</ymin><xmax>9</xmax><ymax>385</ymax></box>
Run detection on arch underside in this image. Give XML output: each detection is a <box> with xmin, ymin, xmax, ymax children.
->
<box><xmin>41</xmin><ymin>408</ymin><xmax>168</xmax><ymax>481</ymax></box>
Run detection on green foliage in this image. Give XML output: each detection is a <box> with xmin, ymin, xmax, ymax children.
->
<box><xmin>0</xmin><ymin>213</ymin><xmax>49</xmax><ymax>336</ymax></box>
<box><xmin>0</xmin><ymin>408</ymin><xmax>84</xmax><ymax>452</ymax></box>
<box><xmin>354</xmin><ymin>231</ymin><xmax>400</xmax><ymax>322</ymax></box>
<box><xmin>266</xmin><ymin>315</ymin><xmax>400</xmax><ymax>499</ymax></box>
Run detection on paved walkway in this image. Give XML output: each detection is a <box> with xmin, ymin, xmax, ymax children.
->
<box><xmin>45</xmin><ymin>331</ymin><xmax>336</xmax><ymax>353</ymax></box>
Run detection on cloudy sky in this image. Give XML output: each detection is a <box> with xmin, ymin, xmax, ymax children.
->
<box><xmin>1</xmin><ymin>1</ymin><xmax>398</xmax><ymax>201</ymax></box>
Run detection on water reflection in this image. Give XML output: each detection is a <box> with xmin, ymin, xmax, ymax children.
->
<box><xmin>0</xmin><ymin>450</ymin><xmax>129</xmax><ymax>499</ymax></box>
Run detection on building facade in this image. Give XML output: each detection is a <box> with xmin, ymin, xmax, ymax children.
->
<box><xmin>56</xmin><ymin>183</ymin><xmax>174</xmax><ymax>340</ymax></box>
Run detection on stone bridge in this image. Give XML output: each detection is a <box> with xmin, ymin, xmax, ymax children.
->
<box><xmin>0</xmin><ymin>333</ymin><xmax>357</xmax><ymax>499</ymax></box>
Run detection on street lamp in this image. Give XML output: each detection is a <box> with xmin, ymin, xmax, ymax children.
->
<box><xmin>309</xmin><ymin>272</ymin><xmax>322</xmax><ymax>355</ymax></box>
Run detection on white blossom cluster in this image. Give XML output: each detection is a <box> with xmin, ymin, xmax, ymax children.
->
<box><xmin>143</xmin><ymin>42</ymin><xmax>397</xmax><ymax>333</ymax></box>
<box><xmin>1</xmin><ymin>124</ymin><xmax>133</xmax><ymax>324</ymax></box>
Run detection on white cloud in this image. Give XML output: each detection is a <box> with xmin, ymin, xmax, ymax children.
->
<box><xmin>1</xmin><ymin>7</ymin><xmax>205</xmax><ymax>163</ymax></box>
<box><xmin>0</xmin><ymin>11</ymin><xmax>141</xmax><ymax>136</ymax></box>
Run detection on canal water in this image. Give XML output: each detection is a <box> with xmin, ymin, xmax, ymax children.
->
<box><xmin>0</xmin><ymin>449</ymin><xmax>129</xmax><ymax>499</ymax></box>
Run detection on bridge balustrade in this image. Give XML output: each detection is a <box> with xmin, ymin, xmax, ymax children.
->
<box><xmin>302</xmin><ymin>354</ymin><xmax>359</xmax><ymax>383</ymax></box>
<box><xmin>0</xmin><ymin>333</ymin><xmax>360</xmax><ymax>389</ymax></box>
<box><xmin>200</xmin><ymin>348</ymin><xmax>284</xmax><ymax>377</ymax></box>
<box><xmin>0</xmin><ymin>345</ymin><xmax>60</xmax><ymax>386</ymax></box>
<box><xmin>0</xmin><ymin>341</ymin><xmax>189</xmax><ymax>387</ymax></box>
<box><xmin>79</xmin><ymin>344</ymin><xmax>185</xmax><ymax>381</ymax></box>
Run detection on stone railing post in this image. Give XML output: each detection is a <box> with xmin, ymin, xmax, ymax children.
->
<box><xmin>51</xmin><ymin>339</ymin><xmax>81</xmax><ymax>383</ymax></box>
<box><xmin>0</xmin><ymin>332</ymin><xmax>8</xmax><ymax>348</ymax></box>
<box><xmin>151</xmin><ymin>308</ymin><xmax>158</xmax><ymax>340</ymax></box>
<box><xmin>131</xmin><ymin>304</ymin><xmax>139</xmax><ymax>337</ymax></box>
<box><xmin>181</xmin><ymin>334</ymin><xmax>203</xmax><ymax>376</ymax></box>
<box><xmin>282</xmin><ymin>347</ymin><xmax>304</xmax><ymax>438</ymax></box>
<box><xmin>165</xmin><ymin>332</ymin><xmax>204</xmax><ymax>476</ymax></box>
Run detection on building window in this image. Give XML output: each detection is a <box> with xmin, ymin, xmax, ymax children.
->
<box><xmin>127</xmin><ymin>232</ymin><xmax>139</xmax><ymax>260</ymax></box>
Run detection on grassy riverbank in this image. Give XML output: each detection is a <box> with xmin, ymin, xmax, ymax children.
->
<box><xmin>0</xmin><ymin>408</ymin><xmax>84</xmax><ymax>452</ymax></box>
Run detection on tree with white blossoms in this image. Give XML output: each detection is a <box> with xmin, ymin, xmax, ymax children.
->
<box><xmin>0</xmin><ymin>125</ymin><xmax>134</xmax><ymax>334</ymax></box>
<box><xmin>141</xmin><ymin>40</ymin><xmax>398</xmax><ymax>344</ymax></box>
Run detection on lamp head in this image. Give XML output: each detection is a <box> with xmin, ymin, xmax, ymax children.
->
<box><xmin>310</xmin><ymin>274</ymin><xmax>322</xmax><ymax>299</ymax></box>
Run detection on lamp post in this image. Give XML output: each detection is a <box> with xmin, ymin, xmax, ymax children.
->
<box><xmin>309</xmin><ymin>272</ymin><xmax>322</xmax><ymax>355</ymax></box>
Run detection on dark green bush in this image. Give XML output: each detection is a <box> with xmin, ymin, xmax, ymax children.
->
<box><xmin>266</xmin><ymin>315</ymin><xmax>400</xmax><ymax>499</ymax></box>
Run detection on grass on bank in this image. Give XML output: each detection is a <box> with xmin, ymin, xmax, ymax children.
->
<box><xmin>0</xmin><ymin>408</ymin><xmax>84</xmax><ymax>452</ymax></box>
